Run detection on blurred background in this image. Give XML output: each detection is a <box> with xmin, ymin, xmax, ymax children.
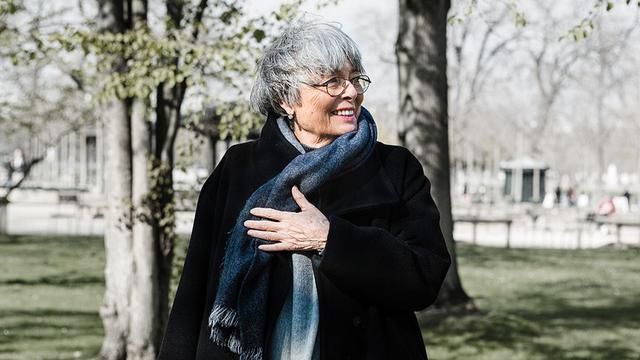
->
<box><xmin>0</xmin><ymin>0</ymin><xmax>638</xmax><ymax>359</ymax></box>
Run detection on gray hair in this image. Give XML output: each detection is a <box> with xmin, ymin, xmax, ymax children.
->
<box><xmin>250</xmin><ymin>20</ymin><xmax>365</xmax><ymax>116</ymax></box>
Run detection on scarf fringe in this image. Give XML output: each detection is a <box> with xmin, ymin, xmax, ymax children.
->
<box><xmin>209</xmin><ymin>306</ymin><xmax>264</xmax><ymax>360</ymax></box>
<box><xmin>209</xmin><ymin>304</ymin><xmax>238</xmax><ymax>328</ymax></box>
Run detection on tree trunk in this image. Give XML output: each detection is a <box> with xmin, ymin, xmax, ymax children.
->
<box><xmin>96</xmin><ymin>0</ymin><xmax>207</xmax><ymax>356</ymax></box>
<box><xmin>129</xmin><ymin>96</ymin><xmax>160</xmax><ymax>359</ymax></box>
<box><xmin>98</xmin><ymin>1</ymin><xmax>132</xmax><ymax>359</ymax></box>
<box><xmin>0</xmin><ymin>203</ymin><xmax>7</xmax><ymax>235</ymax></box>
<box><xmin>206</xmin><ymin>136</ymin><xmax>218</xmax><ymax>172</ymax></box>
<box><xmin>396</xmin><ymin>0</ymin><xmax>473</xmax><ymax>309</ymax></box>
<box><xmin>126</xmin><ymin>0</ymin><xmax>161</xmax><ymax>357</ymax></box>
<box><xmin>153</xmin><ymin>78</ymin><xmax>185</xmax><ymax>337</ymax></box>
<box><xmin>100</xmin><ymin>97</ymin><xmax>133</xmax><ymax>360</ymax></box>
<box><xmin>96</xmin><ymin>1</ymin><xmax>140</xmax><ymax>358</ymax></box>
<box><xmin>150</xmin><ymin>1</ymin><xmax>200</xmax><ymax>336</ymax></box>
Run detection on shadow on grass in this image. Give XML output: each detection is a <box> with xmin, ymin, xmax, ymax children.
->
<box><xmin>0</xmin><ymin>274</ymin><xmax>103</xmax><ymax>287</ymax></box>
<box><xmin>513</xmin><ymin>282</ymin><xmax>640</xmax><ymax>331</ymax></box>
<box><xmin>423</xmin><ymin>312</ymin><xmax>639</xmax><ymax>359</ymax></box>
<box><xmin>0</xmin><ymin>308</ymin><xmax>102</xmax><ymax>345</ymax></box>
<box><xmin>0</xmin><ymin>234</ymin><xmax>102</xmax><ymax>246</ymax></box>
<box><xmin>422</xmin><ymin>291</ymin><xmax>640</xmax><ymax>359</ymax></box>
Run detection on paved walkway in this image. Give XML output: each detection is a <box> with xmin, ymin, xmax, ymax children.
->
<box><xmin>4</xmin><ymin>202</ymin><xmax>195</xmax><ymax>236</ymax></box>
<box><xmin>4</xmin><ymin>201</ymin><xmax>640</xmax><ymax>249</ymax></box>
<box><xmin>454</xmin><ymin>219</ymin><xmax>640</xmax><ymax>249</ymax></box>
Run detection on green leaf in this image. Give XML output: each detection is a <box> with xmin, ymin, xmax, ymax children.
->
<box><xmin>253</xmin><ymin>29</ymin><xmax>266</xmax><ymax>43</ymax></box>
<box><xmin>606</xmin><ymin>2</ymin><xmax>614</xmax><ymax>11</ymax></box>
<box><xmin>515</xmin><ymin>13</ymin><xmax>527</xmax><ymax>28</ymax></box>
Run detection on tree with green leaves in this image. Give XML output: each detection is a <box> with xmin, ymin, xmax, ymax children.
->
<box><xmin>1</xmin><ymin>0</ymin><xmax>332</xmax><ymax>355</ymax></box>
<box><xmin>83</xmin><ymin>1</ymin><xmax>307</xmax><ymax>357</ymax></box>
<box><xmin>42</xmin><ymin>0</ymin><xmax>324</xmax><ymax>357</ymax></box>
<box><xmin>0</xmin><ymin>0</ymin><xmax>95</xmax><ymax>234</ymax></box>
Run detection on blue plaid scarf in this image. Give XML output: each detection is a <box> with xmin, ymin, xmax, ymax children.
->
<box><xmin>208</xmin><ymin>107</ymin><xmax>377</xmax><ymax>360</ymax></box>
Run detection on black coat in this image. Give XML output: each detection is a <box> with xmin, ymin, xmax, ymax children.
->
<box><xmin>158</xmin><ymin>114</ymin><xmax>451</xmax><ymax>360</ymax></box>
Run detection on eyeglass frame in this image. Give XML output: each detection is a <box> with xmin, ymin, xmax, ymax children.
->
<box><xmin>302</xmin><ymin>74</ymin><xmax>372</xmax><ymax>97</ymax></box>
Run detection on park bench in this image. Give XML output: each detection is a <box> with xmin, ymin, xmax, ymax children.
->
<box><xmin>454</xmin><ymin>215</ymin><xmax>514</xmax><ymax>248</ymax></box>
<box><xmin>586</xmin><ymin>214</ymin><xmax>640</xmax><ymax>246</ymax></box>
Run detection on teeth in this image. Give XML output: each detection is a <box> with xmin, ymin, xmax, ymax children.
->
<box><xmin>334</xmin><ymin>109</ymin><xmax>354</xmax><ymax>116</ymax></box>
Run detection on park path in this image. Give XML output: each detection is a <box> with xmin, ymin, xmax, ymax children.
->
<box><xmin>4</xmin><ymin>199</ymin><xmax>639</xmax><ymax>249</ymax></box>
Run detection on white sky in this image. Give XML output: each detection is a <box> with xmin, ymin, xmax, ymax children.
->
<box><xmin>4</xmin><ymin>0</ymin><xmax>639</xmax><ymax>172</ymax></box>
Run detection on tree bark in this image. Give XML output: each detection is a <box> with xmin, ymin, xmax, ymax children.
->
<box><xmin>126</xmin><ymin>0</ymin><xmax>161</xmax><ymax>357</ymax></box>
<box><xmin>100</xmin><ymin>97</ymin><xmax>133</xmax><ymax>360</ymax></box>
<box><xmin>396</xmin><ymin>0</ymin><xmax>473</xmax><ymax>309</ymax></box>
<box><xmin>0</xmin><ymin>203</ymin><xmax>7</xmax><ymax>235</ymax></box>
<box><xmin>129</xmin><ymin>97</ymin><xmax>159</xmax><ymax>359</ymax></box>
<box><xmin>97</xmin><ymin>0</ymin><xmax>207</xmax><ymax>356</ymax></box>
<box><xmin>150</xmin><ymin>0</ymin><xmax>211</xmax><ymax>336</ymax></box>
<box><xmin>98</xmin><ymin>1</ymin><xmax>133</xmax><ymax>359</ymax></box>
<box><xmin>207</xmin><ymin>136</ymin><xmax>218</xmax><ymax>172</ymax></box>
<box><xmin>153</xmin><ymin>77</ymin><xmax>184</xmax><ymax>339</ymax></box>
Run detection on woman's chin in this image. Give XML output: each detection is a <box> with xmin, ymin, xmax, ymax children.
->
<box><xmin>331</xmin><ymin>115</ymin><xmax>358</xmax><ymax>130</ymax></box>
<box><xmin>335</xmin><ymin>123</ymin><xmax>358</xmax><ymax>135</ymax></box>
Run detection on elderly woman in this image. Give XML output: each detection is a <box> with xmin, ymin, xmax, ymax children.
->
<box><xmin>158</xmin><ymin>20</ymin><xmax>450</xmax><ymax>360</ymax></box>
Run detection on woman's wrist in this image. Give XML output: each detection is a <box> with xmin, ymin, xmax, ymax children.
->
<box><xmin>316</xmin><ymin>222</ymin><xmax>329</xmax><ymax>253</ymax></box>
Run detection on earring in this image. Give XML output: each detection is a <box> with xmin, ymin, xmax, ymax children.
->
<box><xmin>287</xmin><ymin>113</ymin><xmax>293</xmax><ymax>120</ymax></box>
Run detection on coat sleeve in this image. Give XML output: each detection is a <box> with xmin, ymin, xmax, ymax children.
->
<box><xmin>157</xmin><ymin>155</ymin><xmax>227</xmax><ymax>359</ymax></box>
<box><xmin>318</xmin><ymin>149</ymin><xmax>451</xmax><ymax>312</ymax></box>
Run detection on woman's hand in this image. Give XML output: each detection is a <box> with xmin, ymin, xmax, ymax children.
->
<box><xmin>244</xmin><ymin>185</ymin><xmax>329</xmax><ymax>253</ymax></box>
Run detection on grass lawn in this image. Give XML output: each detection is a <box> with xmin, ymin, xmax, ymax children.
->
<box><xmin>0</xmin><ymin>235</ymin><xmax>104</xmax><ymax>360</ymax></box>
<box><xmin>422</xmin><ymin>244</ymin><xmax>640</xmax><ymax>360</ymax></box>
<box><xmin>0</xmin><ymin>235</ymin><xmax>638</xmax><ymax>359</ymax></box>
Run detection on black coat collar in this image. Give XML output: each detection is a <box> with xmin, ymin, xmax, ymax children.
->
<box><xmin>254</xmin><ymin>112</ymin><xmax>401</xmax><ymax>216</ymax></box>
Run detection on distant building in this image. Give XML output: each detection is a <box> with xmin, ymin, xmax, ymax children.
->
<box><xmin>501</xmin><ymin>157</ymin><xmax>548</xmax><ymax>203</ymax></box>
<box><xmin>0</xmin><ymin>123</ymin><xmax>104</xmax><ymax>194</ymax></box>
<box><xmin>4</xmin><ymin>122</ymin><xmax>232</xmax><ymax>197</ymax></box>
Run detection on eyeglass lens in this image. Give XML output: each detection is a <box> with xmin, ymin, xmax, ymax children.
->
<box><xmin>327</xmin><ymin>77</ymin><xmax>370</xmax><ymax>96</ymax></box>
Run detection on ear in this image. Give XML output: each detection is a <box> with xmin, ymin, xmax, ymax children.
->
<box><xmin>279</xmin><ymin>102</ymin><xmax>294</xmax><ymax>117</ymax></box>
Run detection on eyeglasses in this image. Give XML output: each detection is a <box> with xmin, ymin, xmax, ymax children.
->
<box><xmin>304</xmin><ymin>74</ymin><xmax>371</xmax><ymax>97</ymax></box>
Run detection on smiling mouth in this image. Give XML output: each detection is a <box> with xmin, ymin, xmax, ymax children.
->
<box><xmin>332</xmin><ymin>109</ymin><xmax>354</xmax><ymax>116</ymax></box>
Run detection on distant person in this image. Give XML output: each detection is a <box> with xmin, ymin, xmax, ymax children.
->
<box><xmin>567</xmin><ymin>186</ymin><xmax>577</xmax><ymax>207</ymax></box>
<box><xmin>555</xmin><ymin>185</ymin><xmax>562</xmax><ymax>205</ymax></box>
<box><xmin>2</xmin><ymin>148</ymin><xmax>26</xmax><ymax>187</ymax></box>
<box><xmin>596</xmin><ymin>196</ymin><xmax>616</xmax><ymax>216</ymax></box>
<box><xmin>158</xmin><ymin>20</ymin><xmax>451</xmax><ymax>360</ymax></box>
<box><xmin>623</xmin><ymin>190</ymin><xmax>631</xmax><ymax>205</ymax></box>
<box><xmin>2</xmin><ymin>157</ymin><xmax>12</xmax><ymax>187</ymax></box>
<box><xmin>11</xmin><ymin>148</ymin><xmax>25</xmax><ymax>172</ymax></box>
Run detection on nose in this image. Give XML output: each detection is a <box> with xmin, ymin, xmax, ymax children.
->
<box><xmin>341</xmin><ymin>80</ymin><xmax>358</xmax><ymax>99</ymax></box>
